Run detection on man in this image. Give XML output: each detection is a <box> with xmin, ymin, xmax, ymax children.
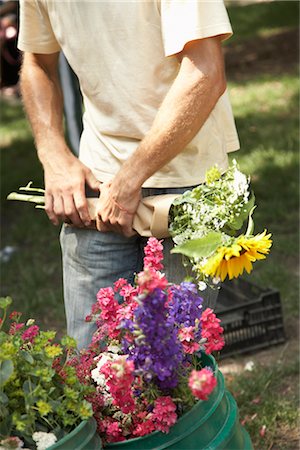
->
<box><xmin>18</xmin><ymin>0</ymin><xmax>239</xmax><ymax>349</ymax></box>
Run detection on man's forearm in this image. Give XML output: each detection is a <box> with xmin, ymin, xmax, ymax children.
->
<box><xmin>20</xmin><ymin>52</ymin><xmax>67</xmax><ymax>162</ymax></box>
<box><xmin>97</xmin><ymin>37</ymin><xmax>227</xmax><ymax>236</ymax></box>
<box><xmin>20</xmin><ymin>52</ymin><xmax>100</xmax><ymax>227</ymax></box>
<box><xmin>113</xmin><ymin>37</ymin><xmax>226</xmax><ymax>194</ymax></box>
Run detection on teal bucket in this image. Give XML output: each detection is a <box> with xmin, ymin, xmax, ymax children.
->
<box><xmin>47</xmin><ymin>417</ymin><xmax>102</xmax><ymax>450</ymax></box>
<box><xmin>105</xmin><ymin>353</ymin><xmax>253</xmax><ymax>450</ymax></box>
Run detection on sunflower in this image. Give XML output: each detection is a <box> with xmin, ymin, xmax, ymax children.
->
<box><xmin>201</xmin><ymin>230</ymin><xmax>272</xmax><ymax>281</ymax></box>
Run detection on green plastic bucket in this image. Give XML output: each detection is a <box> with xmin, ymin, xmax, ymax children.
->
<box><xmin>105</xmin><ymin>353</ymin><xmax>253</xmax><ymax>450</ymax></box>
<box><xmin>47</xmin><ymin>417</ymin><xmax>102</xmax><ymax>450</ymax></box>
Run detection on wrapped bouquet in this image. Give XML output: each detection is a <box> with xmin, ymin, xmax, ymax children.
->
<box><xmin>7</xmin><ymin>161</ymin><xmax>272</xmax><ymax>286</ymax></box>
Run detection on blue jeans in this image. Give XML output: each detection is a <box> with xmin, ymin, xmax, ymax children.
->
<box><xmin>60</xmin><ymin>187</ymin><xmax>218</xmax><ymax>350</ymax></box>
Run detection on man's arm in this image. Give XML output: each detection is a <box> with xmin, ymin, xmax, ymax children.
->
<box><xmin>97</xmin><ymin>36</ymin><xmax>227</xmax><ymax>236</ymax></box>
<box><xmin>20</xmin><ymin>52</ymin><xmax>100</xmax><ymax>227</ymax></box>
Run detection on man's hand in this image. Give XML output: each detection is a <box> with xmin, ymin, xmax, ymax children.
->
<box><xmin>95</xmin><ymin>181</ymin><xmax>141</xmax><ymax>237</ymax></box>
<box><xmin>43</xmin><ymin>150</ymin><xmax>100</xmax><ymax>227</ymax></box>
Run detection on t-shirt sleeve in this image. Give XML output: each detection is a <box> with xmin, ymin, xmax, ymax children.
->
<box><xmin>18</xmin><ymin>0</ymin><xmax>60</xmax><ymax>53</ymax></box>
<box><xmin>160</xmin><ymin>0</ymin><xmax>233</xmax><ymax>57</ymax></box>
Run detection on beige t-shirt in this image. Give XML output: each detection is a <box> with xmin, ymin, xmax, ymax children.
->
<box><xmin>18</xmin><ymin>0</ymin><xmax>239</xmax><ymax>187</ymax></box>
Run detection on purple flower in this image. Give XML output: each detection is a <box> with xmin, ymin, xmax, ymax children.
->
<box><xmin>123</xmin><ymin>289</ymin><xmax>183</xmax><ymax>390</ymax></box>
<box><xmin>169</xmin><ymin>282</ymin><xmax>203</xmax><ymax>336</ymax></box>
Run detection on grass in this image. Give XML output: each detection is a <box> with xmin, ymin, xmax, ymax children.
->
<box><xmin>228</xmin><ymin>73</ymin><xmax>299</xmax><ymax>318</ymax></box>
<box><xmin>226</xmin><ymin>348</ymin><xmax>299</xmax><ymax>450</ymax></box>
<box><xmin>1</xmin><ymin>101</ymin><xmax>65</xmax><ymax>330</ymax></box>
<box><xmin>226</xmin><ymin>0</ymin><xmax>299</xmax><ymax>42</ymax></box>
<box><xmin>0</xmin><ymin>1</ymin><xmax>299</xmax><ymax>448</ymax></box>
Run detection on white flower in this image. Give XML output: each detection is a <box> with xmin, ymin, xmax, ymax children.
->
<box><xmin>32</xmin><ymin>432</ymin><xmax>57</xmax><ymax>450</ymax></box>
<box><xmin>212</xmin><ymin>277</ymin><xmax>221</xmax><ymax>285</ymax></box>
<box><xmin>198</xmin><ymin>281</ymin><xmax>207</xmax><ymax>291</ymax></box>
<box><xmin>26</xmin><ymin>319</ymin><xmax>35</xmax><ymax>326</ymax></box>
<box><xmin>91</xmin><ymin>352</ymin><xmax>120</xmax><ymax>387</ymax></box>
<box><xmin>107</xmin><ymin>344</ymin><xmax>121</xmax><ymax>354</ymax></box>
<box><xmin>232</xmin><ymin>167</ymin><xmax>249</xmax><ymax>197</ymax></box>
<box><xmin>244</xmin><ymin>360</ymin><xmax>255</xmax><ymax>372</ymax></box>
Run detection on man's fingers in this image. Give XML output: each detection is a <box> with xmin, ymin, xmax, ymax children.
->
<box><xmin>73</xmin><ymin>190</ymin><xmax>92</xmax><ymax>226</ymax></box>
<box><xmin>96</xmin><ymin>215</ymin><xmax>110</xmax><ymax>233</ymax></box>
<box><xmin>52</xmin><ymin>196</ymin><xmax>67</xmax><ymax>224</ymax></box>
<box><xmin>63</xmin><ymin>195</ymin><xmax>84</xmax><ymax>227</ymax></box>
<box><xmin>86</xmin><ymin>170</ymin><xmax>101</xmax><ymax>192</ymax></box>
<box><xmin>44</xmin><ymin>193</ymin><xmax>59</xmax><ymax>225</ymax></box>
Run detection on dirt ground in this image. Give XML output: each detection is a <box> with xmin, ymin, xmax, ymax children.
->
<box><xmin>219</xmin><ymin>317</ymin><xmax>299</xmax><ymax>374</ymax></box>
<box><xmin>224</xmin><ymin>28</ymin><xmax>299</xmax><ymax>80</ymax></box>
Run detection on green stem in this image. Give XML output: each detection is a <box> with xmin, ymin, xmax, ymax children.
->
<box><xmin>7</xmin><ymin>192</ymin><xmax>45</xmax><ymax>205</ymax></box>
<box><xmin>19</xmin><ymin>181</ymin><xmax>45</xmax><ymax>194</ymax></box>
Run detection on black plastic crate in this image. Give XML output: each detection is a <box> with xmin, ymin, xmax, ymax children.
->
<box><xmin>216</xmin><ymin>278</ymin><xmax>286</xmax><ymax>358</ymax></box>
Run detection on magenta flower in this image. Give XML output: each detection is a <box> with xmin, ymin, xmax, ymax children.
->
<box><xmin>21</xmin><ymin>325</ymin><xmax>39</xmax><ymax>342</ymax></box>
<box><xmin>143</xmin><ymin>237</ymin><xmax>164</xmax><ymax>271</ymax></box>
<box><xmin>152</xmin><ymin>396</ymin><xmax>177</xmax><ymax>432</ymax></box>
<box><xmin>9</xmin><ymin>322</ymin><xmax>25</xmax><ymax>335</ymax></box>
<box><xmin>188</xmin><ymin>368</ymin><xmax>217</xmax><ymax>400</ymax></box>
<box><xmin>200</xmin><ymin>308</ymin><xmax>225</xmax><ymax>354</ymax></box>
<box><xmin>136</xmin><ymin>268</ymin><xmax>168</xmax><ymax>293</ymax></box>
<box><xmin>178</xmin><ymin>326</ymin><xmax>200</xmax><ymax>354</ymax></box>
<box><xmin>101</xmin><ymin>356</ymin><xmax>136</xmax><ymax>414</ymax></box>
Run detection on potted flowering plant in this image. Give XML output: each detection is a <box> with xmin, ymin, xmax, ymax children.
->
<box><xmin>67</xmin><ymin>238</ymin><xmax>253</xmax><ymax>448</ymax></box>
<box><xmin>0</xmin><ymin>297</ymin><xmax>101</xmax><ymax>450</ymax></box>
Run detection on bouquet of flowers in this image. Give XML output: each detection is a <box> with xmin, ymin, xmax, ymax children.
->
<box><xmin>7</xmin><ymin>161</ymin><xmax>272</xmax><ymax>287</ymax></box>
<box><xmin>0</xmin><ymin>297</ymin><xmax>94</xmax><ymax>450</ymax></box>
<box><xmin>68</xmin><ymin>237</ymin><xmax>225</xmax><ymax>444</ymax></box>
<box><xmin>169</xmin><ymin>161</ymin><xmax>272</xmax><ymax>286</ymax></box>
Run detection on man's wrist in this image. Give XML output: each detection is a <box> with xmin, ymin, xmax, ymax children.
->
<box><xmin>37</xmin><ymin>138</ymin><xmax>73</xmax><ymax>164</ymax></box>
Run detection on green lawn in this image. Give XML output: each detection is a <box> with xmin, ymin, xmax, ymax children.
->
<box><xmin>1</xmin><ymin>1</ymin><xmax>299</xmax><ymax>449</ymax></box>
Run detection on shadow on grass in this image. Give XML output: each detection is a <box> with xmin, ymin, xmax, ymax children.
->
<box><xmin>1</xmin><ymin>131</ymin><xmax>65</xmax><ymax>331</ymax></box>
<box><xmin>1</xmin><ymin>137</ymin><xmax>43</xmax><ymax>206</ymax></box>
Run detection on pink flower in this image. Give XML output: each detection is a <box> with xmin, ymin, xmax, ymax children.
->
<box><xmin>143</xmin><ymin>237</ymin><xmax>164</xmax><ymax>271</ymax></box>
<box><xmin>21</xmin><ymin>325</ymin><xmax>39</xmax><ymax>342</ymax></box>
<box><xmin>188</xmin><ymin>368</ymin><xmax>217</xmax><ymax>400</ymax></box>
<box><xmin>178</xmin><ymin>326</ymin><xmax>200</xmax><ymax>354</ymax></box>
<box><xmin>152</xmin><ymin>396</ymin><xmax>177</xmax><ymax>433</ymax></box>
<box><xmin>101</xmin><ymin>357</ymin><xmax>136</xmax><ymax>414</ymax></box>
<box><xmin>9</xmin><ymin>311</ymin><xmax>22</xmax><ymax>320</ymax></box>
<box><xmin>69</xmin><ymin>351</ymin><xmax>97</xmax><ymax>384</ymax></box>
<box><xmin>137</xmin><ymin>268</ymin><xmax>168</xmax><ymax>293</ymax></box>
<box><xmin>133</xmin><ymin>419</ymin><xmax>156</xmax><ymax>437</ymax></box>
<box><xmin>96</xmin><ymin>287</ymin><xmax>122</xmax><ymax>339</ymax></box>
<box><xmin>106</xmin><ymin>422</ymin><xmax>124</xmax><ymax>441</ymax></box>
<box><xmin>100</xmin><ymin>419</ymin><xmax>125</xmax><ymax>443</ymax></box>
<box><xmin>119</xmin><ymin>284</ymin><xmax>138</xmax><ymax>302</ymax></box>
<box><xmin>0</xmin><ymin>436</ymin><xmax>25</xmax><ymax>449</ymax></box>
<box><xmin>200</xmin><ymin>308</ymin><xmax>224</xmax><ymax>354</ymax></box>
<box><xmin>9</xmin><ymin>322</ymin><xmax>25</xmax><ymax>335</ymax></box>
<box><xmin>114</xmin><ymin>278</ymin><xmax>128</xmax><ymax>292</ymax></box>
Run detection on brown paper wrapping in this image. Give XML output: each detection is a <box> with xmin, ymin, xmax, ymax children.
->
<box><xmin>87</xmin><ymin>194</ymin><xmax>179</xmax><ymax>238</ymax></box>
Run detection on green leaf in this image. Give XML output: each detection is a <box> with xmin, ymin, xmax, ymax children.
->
<box><xmin>0</xmin><ymin>360</ymin><xmax>14</xmax><ymax>386</ymax></box>
<box><xmin>20</xmin><ymin>350</ymin><xmax>34</xmax><ymax>365</ymax></box>
<box><xmin>23</xmin><ymin>379</ymin><xmax>36</xmax><ymax>395</ymax></box>
<box><xmin>171</xmin><ymin>231</ymin><xmax>223</xmax><ymax>259</ymax></box>
<box><xmin>0</xmin><ymin>391</ymin><xmax>8</xmax><ymax>404</ymax></box>
<box><xmin>227</xmin><ymin>192</ymin><xmax>256</xmax><ymax>231</ymax></box>
<box><xmin>0</xmin><ymin>411</ymin><xmax>12</xmax><ymax>434</ymax></box>
<box><xmin>0</xmin><ymin>297</ymin><xmax>12</xmax><ymax>310</ymax></box>
<box><xmin>245</xmin><ymin>205</ymin><xmax>257</xmax><ymax>236</ymax></box>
